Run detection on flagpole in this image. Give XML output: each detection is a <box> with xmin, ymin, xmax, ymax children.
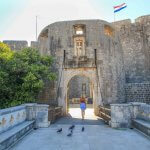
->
<box><xmin>36</xmin><ymin>16</ymin><xmax>38</xmax><ymax>41</ymax></box>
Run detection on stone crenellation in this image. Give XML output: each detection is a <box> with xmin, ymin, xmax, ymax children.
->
<box><xmin>2</xmin><ymin>40</ymin><xmax>39</xmax><ymax>50</ymax></box>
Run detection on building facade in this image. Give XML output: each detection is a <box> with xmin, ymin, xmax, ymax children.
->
<box><xmin>38</xmin><ymin>19</ymin><xmax>126</xmax><ymax>114</ymax></box>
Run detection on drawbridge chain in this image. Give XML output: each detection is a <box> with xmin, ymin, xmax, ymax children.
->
<box><xmin>94</xmin><ymin>49</ymin><xmax>104</xmax><ymax>106</ymax></box>
<box><xmin>55</xmin><ymin>50</ymin><xmax>66</xmax><ymax>103</ymax></box>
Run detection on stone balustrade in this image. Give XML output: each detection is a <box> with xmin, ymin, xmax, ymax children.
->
<box><xmin>0</xmin><ymin>105</ymin><xmax>26</xmax><ymax>134</ymax></box>
<box><xmin>0</xmin><ymin>103</ymin><xmax>50</xmax><ymax>134</ymax></box>
<box><xmin>110</xmin><ymin>103</ymin><xmax>150</xmax><ymax>128</ymax></box>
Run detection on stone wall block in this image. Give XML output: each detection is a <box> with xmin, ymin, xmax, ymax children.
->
<box><xmin>35</xmin><ymin>104</ymin><xmax>50</xmax><ymax>128</ymax></box>
<box><xmin>25</xmin><ymin>103</ymin><xmax>37</xmax><ymax>121</ymax></box>
<box><xmin>111</xmin><ymin>104</ymin><xmax>132</xmax><ymax>128</ymax></box>
<box><xmin>25</xmin><ymin>104</ymin><xmax>50</xmax><ymax>128</ymax></box>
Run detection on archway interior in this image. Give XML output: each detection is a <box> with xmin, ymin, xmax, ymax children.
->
<box><xmin>67</xmin><ymin>75</ymin><xmax>94</xmax><ymax>118</ymax></box>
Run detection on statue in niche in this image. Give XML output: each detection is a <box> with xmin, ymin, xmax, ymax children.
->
<box><xmin>74</xmin><ymin>38</ymin><xmax>85</xmax><ymax>57</ymax></box>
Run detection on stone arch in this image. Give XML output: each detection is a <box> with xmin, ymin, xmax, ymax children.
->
<box><xmin>59</xmin><ymin>68</ymin><xmax>102</xmax><ymax>115</ymax></box>
<box><xmin>66</xmin><ymin>74</ymin><xmax>93</xmax><ymax>110</ymax></box>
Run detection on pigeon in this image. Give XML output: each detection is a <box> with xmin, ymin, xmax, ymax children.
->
<box><xmin>69</xmin><ymin>125</ymin><xmax>75</xmax><ymax>130</ymax></box>
<box><xmin>57</xmin><ymin>128</ymin><xmax>62</xmax><ymax>133</ymax></box>
<box><xmin>67</xmin><ymin>132</ymin><xmax>72</xmax><ymax>137</ymax></box>
<box><xmin>82</xmin><ymin>127</ymin><xmax>84</xmax><ymax>132</ymax></box>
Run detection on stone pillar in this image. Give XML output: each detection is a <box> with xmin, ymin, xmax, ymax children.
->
<box><xmin>111</xmin><ymin>104</ymin><xmax>131</xmax><ymax>128</ymax></box>
<box><xmin>26</xmin><ymin>103</ymin><xmax>37</xmax><ymax>121</ymax></box>
<box><xmin>35</xmin><ymin>104</ymin><xmax>50</xmax><ymax>128</ymax></box>
<box><xmin>25</xmin><ymin>104</ymin><xmax>50</xmax><ymax>128</ymax></box>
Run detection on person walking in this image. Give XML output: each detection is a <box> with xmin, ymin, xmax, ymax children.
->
<box><xmin>80</xmin><ymin>97</ymin><xmax>86</xmax><ymax>120</ymax></box>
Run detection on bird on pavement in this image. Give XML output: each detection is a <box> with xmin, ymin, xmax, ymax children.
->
<box><xmin>82</xmin><ymin>127</ymin><xmax>85</xmax><ymax>132</ymax></box>
<box><xmin>69</xmin><ymin>125</ymin><xmax>75</xmax><ymax>130</ymax></box>
<box><xmin>67</xmin><ymin>132</ymin><xmax>72</xmax><ymax>137</ymax></box>
<box><xmin>57</xmin><ymin>128</ymin><xmax>62</xmax><ymax>133</ymax></box>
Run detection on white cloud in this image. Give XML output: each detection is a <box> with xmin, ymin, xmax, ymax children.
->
<box><xmin>1</xmin><ymin>0</ymin><xmax>104</xmax><ymax>42</ymax></box>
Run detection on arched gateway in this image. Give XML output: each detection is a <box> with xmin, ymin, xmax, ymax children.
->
<box><xmin>59</xmin><ymin>68</ymin><xmax>102</xmax><ymax>114</ymax></box>
<box><xmin>38</xmin><ymin>20</ymin><xmax>125</xmax><ymax>115</ymax></box>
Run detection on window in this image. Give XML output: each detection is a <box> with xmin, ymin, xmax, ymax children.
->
<box><xmin>76</xmin><ymin>27</ymin><xmax>84</xmax><ymax>35</ymax></box>
<box><xmin>74</xmin><ymin>25</ymin><xmax>85</xmax><ymax>35</ymax></box>
<box><xmin>104</xmin><ymin>25</ymin><xmax>114</xmax><ymax>37</ymax></box>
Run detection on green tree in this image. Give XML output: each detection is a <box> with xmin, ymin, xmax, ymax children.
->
<box><xmin>0</xmin><ymin>43</ymin><xmax>56</xmax><ymax>109</ymax></box>
<box><xmin>0</xmin><ymin>42</ymin><xmax>13</xmax><ymax>60</ymax></box>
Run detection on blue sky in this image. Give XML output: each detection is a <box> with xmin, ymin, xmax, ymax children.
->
<box><xmin>92</xmin><ymin>0</ymin><xmax>150</xmax><ymax>21</ymax></box>
<box><xmin>0</xmin><ymin>0</ymin><xmax>149</xmax><ymax>42</ymax></box>
<box><xmin>0</xmin><ymin>0</ymin><xmax>28</xmax><ymax>35</ymax></box>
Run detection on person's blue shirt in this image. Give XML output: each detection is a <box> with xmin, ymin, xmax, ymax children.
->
<box><xmin>80</xmin><ymin>102</ymin><xmax>86</xmax><ymax>110</ymax></box>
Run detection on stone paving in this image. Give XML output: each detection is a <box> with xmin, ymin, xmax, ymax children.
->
<box><xmin>11</xmin><ymin>108</ymin><xmax>150</xmax><ymax>150</ymax></box>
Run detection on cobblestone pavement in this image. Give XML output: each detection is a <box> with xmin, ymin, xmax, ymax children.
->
<box><xmin>11</xmin><ymin>108</ymin><xmax>150</xmax><ymax>150</ymax></box>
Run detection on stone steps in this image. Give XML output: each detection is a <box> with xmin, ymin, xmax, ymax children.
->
<box><xmin>0</xmin><ymin>121</ymin><xmax>35</xmax><ymax>150</ymax></box>
<box><xmin>132</xmin><ymin>119</ymin><xmax>150</xmax><ymax>137</ymax></box>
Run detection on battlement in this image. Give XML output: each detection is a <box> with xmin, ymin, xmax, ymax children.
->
<box><xmin>2</xmin><ymin>40</ymin><xmax>38</xmax><ymax>51</ymax></box>
<box><xmin>135</xmin><ymin>15</ymin><xmax>150</xmax><ymax>24</ymax></box>
<box><xmin>112</xmin><ymin>15</ymin><xmax>150</xmax><ymax>30</ymax></box>
<box><xmin>112</xmin><ymin>19</ymin><xmax>131</xmax><ymax>30</ymax></box>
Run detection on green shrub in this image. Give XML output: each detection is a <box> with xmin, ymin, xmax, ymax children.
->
<box><xmin>0</xmin><ymin>42</ymin><xmax>56</xmax><ymax>109</ymax></box>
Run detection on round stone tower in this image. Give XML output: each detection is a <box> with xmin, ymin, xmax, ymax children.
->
<box><xmin>38</xmin><ymin>20</ymin><xmax>125</xmax><ymax>114</ymax></box>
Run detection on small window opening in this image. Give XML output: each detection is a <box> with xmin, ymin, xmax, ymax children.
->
<box><xmin>74</xmin><ymin>25</ymin><xmax>85</xmax><ymax>35</ymax></box>
<box><xmin>76</xmin><ymin>28</ymin><xmax>83</xmax><ymax>35</ymax></box>
<box><xmin>104</xmin><ymin>25</ymin><xmax>114</xmax><ymax>37</ymax></box>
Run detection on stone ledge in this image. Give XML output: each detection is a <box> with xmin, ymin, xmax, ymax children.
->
<box><xmin>111</xmin><ymin>104</ymin><xmax>131</xmax><ymax>106</ymax></box>
<box><xmin>132</xmin><ymin>119</ymin><xmax>150</xmax><ymax>137</ymax></box>
<box><xmin>0</xmin><ymin>106</ymin><xmax>26</xmax><ymax>116</ymax></box>
<box><xmin>0</xmin><ymin>121</ymin><xmax>35</xmax><ymax>150</ymax></box>
<box><xmin>111</xmin><ymin>121</ymin><xmax>130</xmax><ymax>128</ymax></box>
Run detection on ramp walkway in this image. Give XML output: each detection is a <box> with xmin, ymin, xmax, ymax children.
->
<box><xmin>10</xmin><ymin>108</ymin><xmax>150</xmax><ymax>150</ymax></box>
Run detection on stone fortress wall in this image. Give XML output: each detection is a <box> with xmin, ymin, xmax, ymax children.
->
<box><xmin>37</xmin><ymin>15</ymin><xmax>150</xmax><ymax>108</ymax></box>
<box><xmin>38</xmin><ymin>19</ymin><xmax>125</xmax><ymax>110</ymax></box>
<box><xmin>2</xmin><ymin>40</ymin><xmax>38</xmax><ymax>50</ymax></box>
<box><xmin>114</xmin><ymin>15</ymin><xmax>150</xmax><ymax>103</ymax></box>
